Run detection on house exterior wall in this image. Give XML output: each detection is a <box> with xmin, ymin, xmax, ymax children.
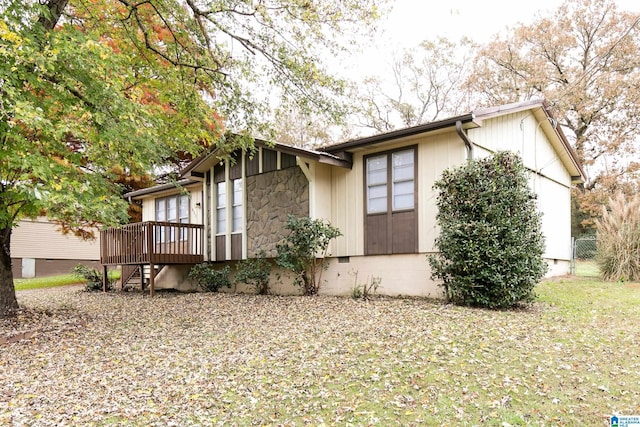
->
<box><xmin>10</xmin><ymin>217</ymin><xmax>101</xmax><ymax>278</ymax></box>
<box><xmin>322</xmin><ymin>254</ymin><xmax>440</xmax><ymax>297</ymax></box>
<box><xmin>469</xmin><ymin>111</ymin><xmax>573</xmax><ymax>266</ymax></box>
<box><xmin>330</xmin><ymin>131</ymin><xmax>467</xmax><ymax>257</ymax></box>
<box><xmin>140</xmin><ymin>185</ymin><xmax>203</xmax><ymax>224</ymax></box>
<box><xmin>130</xmin><ymin>107</ymin><xmax>578</xmax><ymax>296</ymax></box>
<box><xmin>246</xmin><ymin>167</ymin><xmax>309</xmax><ymax>257</ymax></box>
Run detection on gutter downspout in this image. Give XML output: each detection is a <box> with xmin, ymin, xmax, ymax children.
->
<box><xmin>456</xmin><ymin>120</ymin><xmax>473</xmax><ymax>161</ymax></box>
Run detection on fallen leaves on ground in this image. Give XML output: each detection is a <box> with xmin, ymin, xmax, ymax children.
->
<box><xmin>2</xmin><ymin>281</ymin><xmax>639</xmax><ymax>426</ymax></box>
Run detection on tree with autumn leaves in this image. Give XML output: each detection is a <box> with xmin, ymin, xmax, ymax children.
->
<box><xmin>468</xmin><ymin>0</ymin><xmax>640</xmax><ymax>234</ymax></box>
<box><xmin>0</xmin><ymin>0</ymin><xmax>384</xmax><ymax>315</ymax></box>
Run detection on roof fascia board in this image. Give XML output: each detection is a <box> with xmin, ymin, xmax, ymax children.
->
<box><xmin>531</xmin><ymin>105</ymin><xmax>586</xmax><ymax>183</ymax></box>
<box><xmin>323</xmin><ymin>114</ymin><xmax>475</xmax><ymax>153</ymax></box>
<box><xmin>124</xmin><ymin>179</ymin><xmax>200</xmax><ymax>200</ymax></box>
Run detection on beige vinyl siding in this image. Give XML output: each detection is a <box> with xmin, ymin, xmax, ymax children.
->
<box><xmin>313</xmin><ymin>163</ymin><xmax>333</xmax><ymax>221</ymax></box>
<box><xmin>331</xmin><ymin>165</ymin><xmax>363</xmax><ymax>256</ymax></box>
<box><xmin>141</xmin><ymin>198</ymin><xmax>155</xmax><ymax>222</ymax></box>
<box><xmin>331</xmin><ymin>151</ymin><xmax>365</xmax><ymax>256</ymax></box>
<box><xmin>537</xmin><ymin>177</ymin><xmax>572</xmax><ymax>261</ymax></box>
<box><xmin>312</xmin><ymin>163</ymin><xmax>338</xmax><ymax>256</ymax></box>
<box><xmin>11</xmin><ymin>217</ymin><xmax>100</xmax><ymax>260</ymax></box>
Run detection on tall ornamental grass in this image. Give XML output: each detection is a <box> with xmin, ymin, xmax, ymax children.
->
<box><xmin>595</xmin><ymin>193</ymin><xmax>640</xmax><ymax>281</ymax></box>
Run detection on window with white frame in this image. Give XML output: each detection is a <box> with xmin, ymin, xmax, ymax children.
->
<box><xmin>392</xmin><ymin>149</ymin><xmax>415</xmax><ymax>211</ymax></box>
<box><xmin>155</xmin><ymin>194</ymin><xmax>189</xmax><ymax>242</ymax></box>
<box><xmin>232</xmin><ymin>178</ymin><xmax>243</xmax><ymax>233</ymax></box>
<box><xmin>366</xmin><ymin>154</ymin><xmax>388</xmax><ymax>214</ymax></box>
<box><xmin>216</xmin><ymin>181</ymin><xmax>226</xmax><ymax>235</ymax></box>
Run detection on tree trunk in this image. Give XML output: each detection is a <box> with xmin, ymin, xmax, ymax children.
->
<box><xmin>0</xmin><ymin>225</ymin><xmax>19</xmax><ymax>317</ymax></box>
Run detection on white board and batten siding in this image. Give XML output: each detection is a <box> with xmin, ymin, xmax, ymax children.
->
<box><xmin>469</xmin><ymin>111</ymin><xmax>573</xmax><ymax>265</ymax></box>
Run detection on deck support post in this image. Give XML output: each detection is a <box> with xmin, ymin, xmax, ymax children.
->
<box><xmin>149</xmin><ymin>262</ymin><xmax>155</xmax><ymax>297</ymax></box>
<box><xmin>102</xmin><ymin>265</ymin><xmax>108</xmax><ymax>292</ymax></box>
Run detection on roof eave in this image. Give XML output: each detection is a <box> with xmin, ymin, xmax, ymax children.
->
<box><xmin>322</xmin><ymin>113</ymin><xmax>476</xmax><ymax>153</ymax></box>
<box><xmin>124</xmin><ymin>179</ymin><xmax>200</xmax><ymax>200</ymax></box>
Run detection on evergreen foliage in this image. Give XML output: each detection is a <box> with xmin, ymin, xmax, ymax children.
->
<box><xmin>188</xmin><ymin>264</ymin><xmax>231</xmax><ymax>292</ymax></box>
<box><xmin>276</xmin><ymin>215</ymin><xmax>342</xmax><ymax>296</ymax></box>
<box><xmin>234</xmin><ymin>251</ymin><xmax>272</xmax><ymax>295</ymax></box>
<box><xmin>429</xmin><ymin>151</ymin><xmax>547</xmax><ymax>309</ymax></box>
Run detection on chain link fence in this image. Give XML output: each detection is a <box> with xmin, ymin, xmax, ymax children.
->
<box><xmin>569</xmin><ymin>236</ymin><xmax>598</xmax><ymax>276</ymax></box>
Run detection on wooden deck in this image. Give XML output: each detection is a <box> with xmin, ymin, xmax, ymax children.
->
<box><xmin>100</xmin><ymin>221</ymin><xmax>204</xmax><ymax>265</ymax></box>
<box><xmin>100</xmin><ymin>221</ymin><xmax>204</xmax><ymax>296</ymax></box>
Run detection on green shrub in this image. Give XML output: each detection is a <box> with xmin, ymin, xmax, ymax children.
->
<box><xmin>72</xmin><ymin>264</ymin><xmax>113</xmax><ymax>291</ymax></box>
<box><xmin>188</xmin><ymin>263</ymin><xmax>231</xmax><ymax>292</ymax></box>
<box><xmin>595</xmin><ymin>193</ymin><xmax>640</xmax><ymax>282</ymax></box>
<box><xmin>234</xmin><ymin>251</ymin><xmax>272</xmax><ymax>295</ymax></box>
<box><xmin>428</xmin><ymin>151</ymin><xmax>547</xmax><ymax>309</ymax></box>
<box><xmin>276</xmin><ymin>215</ymin><xmax>342</xmax><ymax>295</ymax></box>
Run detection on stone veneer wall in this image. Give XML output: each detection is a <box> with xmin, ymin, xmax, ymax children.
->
<box><xmin>246</xmin><ymin>167</ymin><xmax>309</xmax><ymax>257</ymax></box>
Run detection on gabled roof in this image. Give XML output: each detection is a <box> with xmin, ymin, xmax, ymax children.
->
<box><xmin>125</xmin><ymin>100</ymin><xmax>585</xmax><ymax>200</ymax></box>
<box><xmin>181</xmin><ymin>138</ymin><xmax>352</xmax><ymax>180</ymax></box>
<box><xmin>323</xmin><ymin>99</ymin><xmax>585</xmax><ymax>183</ymax></box>
<box><xmin>473</xmin><ymin>99</ymin><xmax>585</xmax><ymax>183</ymax></box>
<box><xmin>125</xmin><ymin>139</ymin><xmax>353</xmax><ymax>199</ymax></box>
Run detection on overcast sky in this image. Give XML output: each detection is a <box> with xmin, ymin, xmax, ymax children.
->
<box><xmin>380</xmin><ymin>0</ymin><xmax>640</xmax><ymax>48</ymax></box>
<box><xmin>342</xmin><ymin>0</ymin><xmax>640</xmax><ymax>77</ymax></box>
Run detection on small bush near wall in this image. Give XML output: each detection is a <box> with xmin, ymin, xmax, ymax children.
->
<box><xmin>188</xmin><ymin>263</ymin><xmax>231</xmax><ymax>292</ymax></box>
<box><xmin>234</xmin><ymin>251</ymin><xmax>272</xmax><ymax>295</ymax></box>
<box><xmin>429</xmin><ymin>151</ymin><xmax>547</xmax><ymax>309</ymax></box>
<box><xmin>276</xmin><ymin>215</ymin><xmax>342</xmax><ymax>296</ymax></box>
<box><xmin>350</xmin><ymin>270</ymin><xmax>381</xmax><ymax>300</ymax></box>
<box><xmin>596</xmin><ymin>193</ymin><xmax>640</xmax><ymax>282</ymax></box>
<box><xmin>72</xmin><ymin>264</ymin><xmax>113</xmax><ymax>291</ymax></box>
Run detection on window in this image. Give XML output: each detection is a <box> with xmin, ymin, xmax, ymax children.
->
<box><xmin>232</xmin><ymin>178</ymin><xmax>243</xmax><ymax>232</ymax></box>
<box><xmin>364</xmin><ymin>147</ymin><xmax>417</xmax><ymax>255</ymax></box>
<box><xmin>155</xmin><ymin>194</ymin><xmax>189</xmax><ymax>242</ymax></box>
<box><xmin>366</xmin><ymin>154</ymin><xmax>388</xmax><ymax>214</ymax></box>
<box><xmin>216</xmin><ymin>182</ymin><xmax>226</xmax><ymax>234</ymax></box>
<box><xmin>213</xmin><ymin>159</ymin><xmax>244</xmax><ymax>261</ymax></box>
<box><xmin>392</xmin><ymin>149</ymin><xmax>415</xmax><ymax>210</ymax></box>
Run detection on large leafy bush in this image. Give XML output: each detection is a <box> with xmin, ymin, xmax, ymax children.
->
<box><xmin>429</xmin><ymin>151</ymin><xmax>547</xmax><ymax>309</ymax></box>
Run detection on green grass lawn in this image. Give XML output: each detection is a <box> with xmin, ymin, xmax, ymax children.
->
<box><xmin>14</xmin><ymin>270</ymin><xmax>120</xmax><ymax>291</ymax></box>
<box><xmin>574</xmin><ymin>259</ymin><xmax>600</xmax><ymax>277</ymax></box>
<box><xmin>13</xmin><ymin>274</ymin><xmax>84</xmax><ymax>291</ymax></box>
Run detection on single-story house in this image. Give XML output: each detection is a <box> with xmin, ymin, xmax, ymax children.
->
<box><xmin>12</xmin><ymin>217</ymin><xmax>101</xmax><ymax>278</ymax></box>
<box><xmin>100</xmin><ymin>99</ymin><xmax>585</xmax><ymax>296</ymax></box>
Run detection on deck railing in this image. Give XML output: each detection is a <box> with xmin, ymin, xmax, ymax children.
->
<box><xmin>101</xmin><ymin>221</ymin><xmax>204</xmax><ymax>265</ymax></box>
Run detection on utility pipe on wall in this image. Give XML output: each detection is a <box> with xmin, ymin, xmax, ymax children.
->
<box><xmin>456</xmin><ymin>120</ymin><xmax>474</xmax><ymax>161</ymax></box>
